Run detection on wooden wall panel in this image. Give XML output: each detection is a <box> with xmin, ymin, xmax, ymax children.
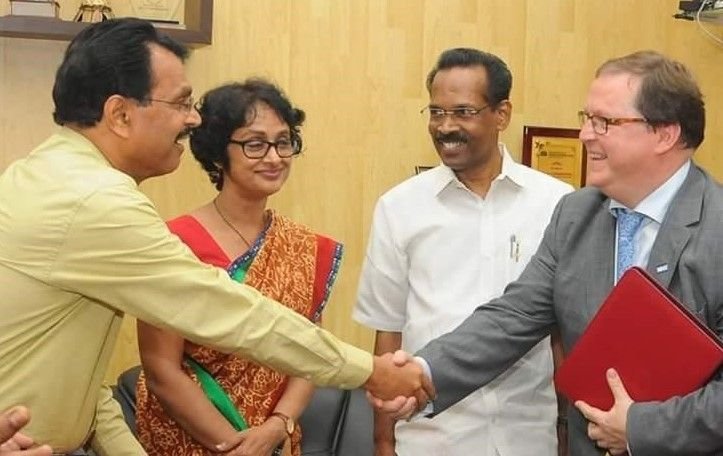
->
<box><xmin>1</xmin><ymin>0</ymin><xmax>722</xmax><ymax>382</ymax></box>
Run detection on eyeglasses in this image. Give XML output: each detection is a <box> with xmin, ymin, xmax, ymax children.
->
<box><xmin>421</xmin><ymin>105</ymin><xmax>490</xmax><ymax>121</ymax></box>
<box><xmin>578</xmin><ymin>110</ymin><xmax>647</xmax><ymax>135</ymax></box>
<box><xmin>228</xmin><ymin>138</ymin><xmax>302</xmax><ymax>159</ymax></box>
<box><xmin>146</xmin><ymin>96</ymin><xmax>196</xmax><ymax>113</ymax></box>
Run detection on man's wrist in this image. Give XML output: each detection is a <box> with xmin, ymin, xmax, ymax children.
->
<box><xmin>374</xmin><ymin>437</ymin><xmax>396</xmax><ymax>455</ymax></box>
<box><xmin>364</xmin><ymin>356</ymin><xmax>381</xmax><ymax>390</ymax></box>
<box><xmin>372</xmin><ymin>423</ymin><xmax>396</xmax><ymax>444</ymax></box>
<box><xmin>373</xmin><ymin>436</ymin><xmax>395</xmax><ymax>444</ymax></box>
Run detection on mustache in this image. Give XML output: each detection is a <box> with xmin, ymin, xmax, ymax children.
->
<box><xmin>175</xmin><ymin>128</ymin><xmax>191</xmax><ymax>142</ymax></box>
<box><xmin>435</xmin><ymin>132</ymin><xmax>468</xmax><ymax>143</ymax></box>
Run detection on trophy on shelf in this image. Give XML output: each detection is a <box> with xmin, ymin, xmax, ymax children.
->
<box><xmin>73</xmin><ymin>0</ymin><xmax>114</xmax><ymax>23</ymax></box>
<box><xmin>9</xmin><ymin>0</ymin><xmax>60</xmax><ymax>18</ymax></box>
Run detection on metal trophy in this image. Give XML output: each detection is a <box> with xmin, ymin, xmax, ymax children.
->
<box><xmin>73</xmin><ymin>0</ymin><xmax>114</xmax><ymax>23</ymax></box>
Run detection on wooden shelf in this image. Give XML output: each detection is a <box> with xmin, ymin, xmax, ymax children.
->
<box><xmin>0</xmin><ymin>0</ymin><xmax>213</xmax><ymax>46</ymax></box>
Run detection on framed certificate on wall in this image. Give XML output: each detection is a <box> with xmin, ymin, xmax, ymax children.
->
<box><xmin>522</xmin><ymin>126</ymin><xmax>587</xmax><ymax>189</ymax></box>
<box><xmin>129</xmin><ymin>0</ymin><xmax>184</xmax><ymax>22</ymax></box>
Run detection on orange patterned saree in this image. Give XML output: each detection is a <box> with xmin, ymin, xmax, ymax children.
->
<box><xmin>136</xmin><ymin>210</ymin><xmax>343</xmax><ymax>455</ymax></box>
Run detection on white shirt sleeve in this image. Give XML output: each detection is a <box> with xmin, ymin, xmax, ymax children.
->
<box><xmin>353</xmin><ymin>198</ymin><xmax>409</xmax><ymax>331</ymax></box>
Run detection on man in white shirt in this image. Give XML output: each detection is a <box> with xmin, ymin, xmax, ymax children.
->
<box><xmin>353</xmin><ymin>48</ymin><xmax>573</xmax><ymax>456</ymax></box>
<box><xmin>373</xmin><ymin>50</ymin><xmax>723</xmax><ymax>456</ymax></box>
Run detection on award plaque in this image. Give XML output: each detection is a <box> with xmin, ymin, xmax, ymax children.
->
<box><xmin>128</xmin><ymin>0</ymin><xmax>184</xmax><ymax>24</ymax></box>
<box><xmin>522</xmin><ymin>126</ymin><xmax>586</xmax><ymax>189</ymax></box>
<box><xmin>9</xmin><ymin>0</ymin><xmax>60</xmax><ymax>17</ymax></box>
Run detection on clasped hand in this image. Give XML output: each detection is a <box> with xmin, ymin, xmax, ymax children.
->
<box><xmin>363</xmin><ymin>350</ymin><xmax>435</xmax><ymax>420</ymax></box>
<box><xmin>575</xmin><ymin>368</ymin><xmax>633</xmax><ymax>455</ymax></box>
<box><xmin>0</xmin><ymin>406</ymin><xmax>51</xmax><ymax>456</ymax></box>
<box><xmin>213</xmin><ymin>418</ymin><xmax>288</xmax><ymax>456</ymax></box>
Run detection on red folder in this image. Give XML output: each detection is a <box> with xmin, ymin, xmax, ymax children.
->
<box><xmin>554</xmin><ymin>267</ymin><xmax>723</xmax><ymax>410</ymax></box>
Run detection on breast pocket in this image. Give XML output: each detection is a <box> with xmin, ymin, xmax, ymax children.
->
<box><xmin>505</xmin><ymin>236</ymin><xmax>537</xmax><ymax>282</ymax></box>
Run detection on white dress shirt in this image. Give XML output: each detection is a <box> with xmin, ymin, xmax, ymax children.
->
<box><xmin>354</xmin><ymin>144</ymin><xmax>573</xmax><ymax>456</ymax></box>
<box><xmin>611</xmin><ymin>160</ymin><xmax>691</xmax><ymax>281</ymax></box>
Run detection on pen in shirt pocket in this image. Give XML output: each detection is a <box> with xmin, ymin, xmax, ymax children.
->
<box><xmin>509</xmin><ymin>235</ymin><xmax>520</xmax><ymax>262</ymax></box>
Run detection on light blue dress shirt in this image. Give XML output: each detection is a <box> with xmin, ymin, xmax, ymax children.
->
<box><xmin>609</xmin><ymin>160</ymin><xmax>690</xmax><ymax>282</ymax></box>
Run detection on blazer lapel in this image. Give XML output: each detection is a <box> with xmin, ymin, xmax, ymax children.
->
<box><xmin>646</xmin><ymin>165</ymin><xmax>704</xmax><ymax>288</ymax></box>
<box><xmin>586</xmin><ymin>201</ymin><xmax>616</xmax><ymax>315</ymax></box>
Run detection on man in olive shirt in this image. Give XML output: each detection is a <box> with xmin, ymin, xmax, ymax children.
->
<box><xmin>0</xmin><ymin>19</ymin><xmax>431</xmax><ymax>455</ymax></box>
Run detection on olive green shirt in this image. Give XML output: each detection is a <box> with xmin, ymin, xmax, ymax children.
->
<box><xmin>0</xmin><ymin>128</ymin><xmax>372</xmax><ymax>454</ymax></box>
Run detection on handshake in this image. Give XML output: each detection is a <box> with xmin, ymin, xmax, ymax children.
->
<box><xmin>362</xmin><ymin>350</ymin><xmax>435</xmax><ymax>419</ymax></box>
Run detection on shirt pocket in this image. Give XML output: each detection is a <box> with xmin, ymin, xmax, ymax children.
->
<box><xmin>505</xmin><ymin>235</ymin><xmax>537</xmax><ymax>283</ymax></box>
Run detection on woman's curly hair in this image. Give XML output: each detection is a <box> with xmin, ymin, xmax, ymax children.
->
<box><xmin>189</xmin><ymin>79</ymin><xmax>305</xmax><ymax>190</ymax></box>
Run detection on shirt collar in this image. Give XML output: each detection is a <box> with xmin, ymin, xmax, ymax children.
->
<box><xmin>57</xmin><ymin>126</ymin><xmax>114</xmax><ymax>166</ymax></box>
<box><xmin>431</xmin><ymin>143</ymin><xmax>527</xmax><ymax>196</ymax></box>
<box><xmin>498</xmin><ymin>144</ymin><xmax>527</xmax><ymax>188</ymax></box>
<box><xmin>609</xmin><ymin>160</ymin><xmax>691</xmax><ymax>223</ymax></box>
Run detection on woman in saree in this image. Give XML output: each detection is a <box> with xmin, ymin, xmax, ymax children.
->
<box><xmin>135</xmin><ymin>79</ymin><xmax>342</xmax><ymax>456</ymax></box>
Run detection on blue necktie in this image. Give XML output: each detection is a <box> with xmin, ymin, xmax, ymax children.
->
<box><xmin>615</xmin><ymin>208</ymin><xmax>645</xmax><ymax>281</ymax></box>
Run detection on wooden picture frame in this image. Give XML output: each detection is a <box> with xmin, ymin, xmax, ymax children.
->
<box><xmin>522</xmin><ymin>126</ymin><xmax>586</xmax><ymax>189</ymax></box>
<box><xmin>414</xmin><ymin>165</ymin><xmax>434</xmax><ymax>175</ymax></box>
<box><xmin>0</xmin><ymin>0</ymin><xmax>213</xmax><ymax>45</ymax></box>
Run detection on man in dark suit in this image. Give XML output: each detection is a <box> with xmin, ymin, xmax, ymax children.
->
<box><xmin>374</xmin><ymin>50</ymin><xmax>723</xmax><ymax>455</ymax></box>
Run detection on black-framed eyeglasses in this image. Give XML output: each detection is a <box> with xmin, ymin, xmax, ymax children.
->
<box><xmin>578</xmin><ymin>110</ymin><xmax>647</xmax><ymax>135</ymax></box>
<box><xmin>146</xmin><ymin>96</ymin><xmax>196</xmax><ymax>113</ymax></box>
<box><xmin>228</xmin><ymin>138</ymin><xmax>302</xmax><ymax>159</ymax></box>
<box><xmin>420</xmin><ymin>105</ymin><xmax>490</xmax><ymax>121</ymax></box>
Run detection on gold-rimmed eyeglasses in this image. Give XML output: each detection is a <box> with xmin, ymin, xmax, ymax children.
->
<box><xmin>578</xmin><ymin>110</ymin><xmax>647</xmax><ymax>135</ymax></box>
<box><xmin>146</xmin><ymin>96</ymin><xmax>196</xmax><ymax>113</ymax></box>
<box><xmin>420</xmin><ymin>105</ymin><xmax>490</xmax><ymax>121</ymax></box>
